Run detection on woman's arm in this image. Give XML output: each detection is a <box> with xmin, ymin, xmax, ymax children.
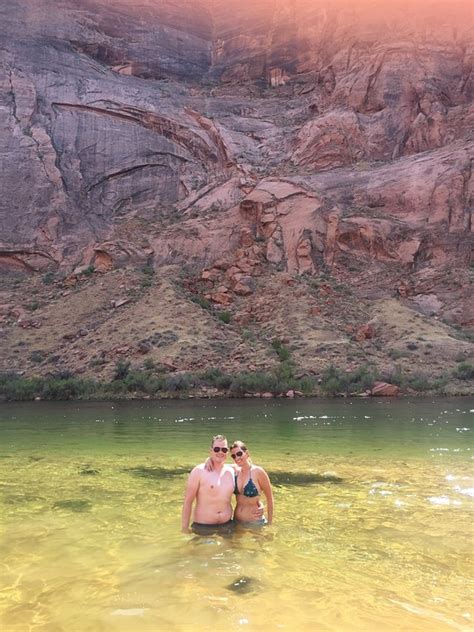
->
<box><xmin>204</xmin><ymin>458</ymin><xmax>238</xmax><ymax>472</ymax></box>
<box><xmin>258</xmin><ymin>468</ymin><xmax>273</xmax><ymax>524</ymax></box>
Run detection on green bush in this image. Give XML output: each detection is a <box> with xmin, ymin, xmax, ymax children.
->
<box><xmin>191</xmin><ymin>295</ymin><xmax>211</xmax><ymax>310</ymax></box>
<box><xmin>165</xmin><ymin>373</ymin><xmax>193</xmax><ymax>392</ymax></box>
<box><xmin>0</xmin><ymin>375</ymin><xmax>97</xmax><ymax>401</ymax></box>
<box><xmin>218</xmin><ymin>311</ymin><xmax>231</xmax><ymax>324</ymax></box>
<box><xmin>272</xmin><ymin>339</ymin><xmax>291</xmax><ymax>362</ymax></box>
<box><xmin>26</xmin><ymin>301</ymin><xmax>40</xmax><ymax>312</ymax></box>
<box><xmin>453</xmin><ymin>362</ymin><xmax>474</xmax><ymax>381</ymax></box>
<box><xmin>29</xmin><ymin>351</ymin><xmax>45</xmax><ymax>363</ymax></box>
<box><xmin>113</xmin><ymin>360</ymin><xmax>131</xmax><ymax>380</ymax></box>
<box><xmin>320</xmin><ymin>364</ymin><xmax>377</xmax><ymax>395</ymax></box>
<box><xmin>388</xmin><ymin>349</ymin><xmax>409</xmax><ymax>360</ymax></box>
<box><xmin>42</xmin><ymin>272</ymin><xmax>55</xmax><ymax>285</ymax></box>
<box><xmin>40</xmin><ymin>378</ymin><xmax>94</xmax><ymax>400</ymax></box>
<box><xmin>83</xmin><ymin>265</ymin><xmax>95</xmax><ymax>277</ymax></box>
<box><xmin>297</xmin><ymin>376</ymin><xmax>315</xmax><ymax>394</ymax></box>
<box><xmin>141</xmin><ymin>265</ymin><xmax>155</xmax><ymax>277</ymax></box>
<box><xmin>0</xmin><ymin>376</ymin><xmax>41</xmax><ymax>400</ymax></box>
<box><xmin>406</xmin><ymin>373</ymin><xmax>432</xmax><ymax>392</ymax></box>
<box><xmin>229</xmin><ymin>371</ymin><xmax>278</xmax><ymax>395</ymax></box>
<box><xmin>200</xmin><ymin>367</ymin><xmax>232</xmax><ymax>389</ymax></box>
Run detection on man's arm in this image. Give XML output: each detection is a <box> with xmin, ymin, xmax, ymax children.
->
<box><xmin>181</xmin><ymin>467</ymin><xmax>201</xmax><ymax>533</ymax></box>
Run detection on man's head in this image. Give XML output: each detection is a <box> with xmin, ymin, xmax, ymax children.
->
<box><xmin>210</xmin><ymin>434</ymin><xmax>229</xmax><ymax>465</ymax></box>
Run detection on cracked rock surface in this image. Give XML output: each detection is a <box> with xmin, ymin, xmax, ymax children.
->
<box><xmin>0</xmin><ymin>0</ymin><xmax>472</xmax><ymax>386</ymax></box>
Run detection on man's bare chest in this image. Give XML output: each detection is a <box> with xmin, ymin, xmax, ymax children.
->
<box><xmin>200</xmin><ymin>470</ymin><xmax>234</xmax><ymax>496</ymax></box>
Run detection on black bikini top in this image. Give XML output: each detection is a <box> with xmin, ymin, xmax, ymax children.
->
<box><xmin>234</xmin><ymin>469</ymin><xmax>259</xmax><ymax>497</ymax></box>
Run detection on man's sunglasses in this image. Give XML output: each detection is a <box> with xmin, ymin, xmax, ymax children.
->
<box><xmin>231</xmin><ymin>450</ymin><xmax>246</xmax><ymax>459</ymax></box>
<box><xmin>212</xmin><ymin>446</ymin><xmax>228</xmax><ymax>453</ymax></box>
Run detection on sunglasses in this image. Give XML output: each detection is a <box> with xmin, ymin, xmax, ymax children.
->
<box><xmin>212</xmin><ymin>446</ymin><xmax>229</xmax><ymax>453</ymax></box>
<box><xmin>231</xmin><ymin>450</ymin><xmax>247</xmax><ymax>459</ymax></box>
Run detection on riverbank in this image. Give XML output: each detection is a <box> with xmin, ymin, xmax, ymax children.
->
<box><xmin>1</xmin><ymin>361</ymin><xmax>472</xmax><ymax>402</ymax></box>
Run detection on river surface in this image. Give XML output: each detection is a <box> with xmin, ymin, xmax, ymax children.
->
<box><xmin>0</xmin><ymin>397</ymin><xmax>473</xmax><ymax>632</ymax></box>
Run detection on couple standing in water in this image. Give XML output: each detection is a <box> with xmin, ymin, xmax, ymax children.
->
<box><xmin>181</xmin><ymin>434</ymin><xmax>273</xmax><ymax>535</ymax></box>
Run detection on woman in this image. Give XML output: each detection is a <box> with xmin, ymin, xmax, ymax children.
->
<box><xmin>230</xmin><ymin>440</ymin><xmax>273</xmax><ymax>526</ymax></box>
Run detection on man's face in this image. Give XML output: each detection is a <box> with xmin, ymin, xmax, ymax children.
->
<box><xmin>210</xmin><ymin>438</ymin><xmax>229</xmax><ymax>464</ymax></box>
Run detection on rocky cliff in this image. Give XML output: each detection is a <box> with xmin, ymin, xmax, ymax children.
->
<box><xmin>0</xmin><ymin>0</ymin><xmax>472</xmax><ymax>393</ymax></box>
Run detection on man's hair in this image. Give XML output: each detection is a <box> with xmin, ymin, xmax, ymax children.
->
<box><xmin>211</xmin><ymin>434</ymin><xmax>227</xmax><ymax>446</ymax></box>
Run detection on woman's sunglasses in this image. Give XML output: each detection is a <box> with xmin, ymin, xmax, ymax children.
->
<box><xmin>212</xmin><ymin>446</ymin><xmax>229</xmax><ymax>453</ymax></box>
<box><xmin>231</xmin><ymin>450</ymin><xmax>246</xmax><ymax>459</ymax></box>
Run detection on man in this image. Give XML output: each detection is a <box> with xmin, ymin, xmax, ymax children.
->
<box><xmin>181</xmin><ymin>434</ymin><xmax>235</xmax><ymax>535</ymax></box>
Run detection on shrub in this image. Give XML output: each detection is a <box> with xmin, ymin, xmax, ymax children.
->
<box><xmin>192</xmin><ymin>295</ymin><xmax>211</xmax><ymax>310</ymax></box>
<box><xmin>165</xmin><ymin>373</ymin><xmax>193</xmax><ymax>392</ymax></box>
<box><xmin>40</xmin><ymin>378</ymin><xmax>94</xmax><ymax>400</ymax></box>
<box><xmin>274</xmin><ymin>361</ymin><xmax>295</xmax><ymax>390</ymax></box>
<box><xmin>320</xmin><ymin>364</ymin><xmax>377</xmax><ymax>395</ymax></box>
<box><xmin>0</xmin><ymin>376</ymin><xmax>41</xmax><ymax>401</ymax></box>
<box><xmin>406</xmin><ymin>373</ymin><xmax>432</xmax><ymax>392</ymax></box>
<box><xmin>141</xmin><ymin>265</ymin><xmax>155</xmax><ymax>277</ymax></box>
<box><xmin>29</xmin><ymin>350</ymin><xmax>45</xmax><ymax>363</ymax></box>
<box><xmin>42</xmin><ymin>272</ymin><xmax>55</xmax><ymax>285</ymax></box>
<box><xmin>218</xmin><ymin>311</ymin><xmax>231</xmax><ymax>324</ymax></box>
<box><xmin>113</xmin><ymin>360</ymin><xmax>131</xmax><ymax>380</ymax></box>
<box><xmin>388</xmin><ymin>349</ymin><xmax>409</xmax><ymax>360</ymax></box>
<box><xmin>272</xmin><ymin>339</ymin><xmax>291</xmax><ymax>362</ymax></box>
<box><xmin>200</xmin><ymin>367</ymin><xmax>232</xmax><ymax>389</ymax></box>
<box><xmin>381</xmin><ymin>366</ymin><xmax>404</xmax><ymax>387</ymax></box>
<box><xmin>297</xmin><ymin>376</ymin><xmax>315</xmax><ymax>394</ymax></box>
<box><xmin>453</xmin><ymin>362</ymin><xmax>474</xmax><ymax>381</ymax></box>
<box><xmin>0</xmin><ymin>375</ymin><xmax>97</xmax><ymax>401</ymax></box>
<box><xmin>229</xmin><ymin>371</ymin><xmax>278</xmax><ymax>395</ymax></box>
<box><xmin>321</xmin><ymin>376</ymin><xmax>342</xmax><ymax>396</ymax></box>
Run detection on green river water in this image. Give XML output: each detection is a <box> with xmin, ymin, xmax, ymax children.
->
<box><xmin>0</xmin><ymin>397</ymin><xmax>473</xmax><ymax>632</ymax></box>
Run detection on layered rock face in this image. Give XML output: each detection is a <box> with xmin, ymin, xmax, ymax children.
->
<box><xmin>0</xmin><ymin>1</ymin><xmax>472</xmax><ymax>337</ymax></box>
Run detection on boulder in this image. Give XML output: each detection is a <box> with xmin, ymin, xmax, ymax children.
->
<box><xmin>371</xmin><ymin>382</ymin><xmax>400</xmax><ymax>397</ymax></box>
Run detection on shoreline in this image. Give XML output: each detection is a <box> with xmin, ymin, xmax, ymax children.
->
<box><xmin>1</xmin><ymin>362</ymin><xmax>472</xmax><ymax>402</ymax></box>
<box><xmin>0</xmin><ymin>381</ymin><xmax>472</xmax><ymax>403</ymax></box>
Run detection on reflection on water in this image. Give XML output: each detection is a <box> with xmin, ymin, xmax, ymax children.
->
<box><xmin>0</xmin><ymin>398</ymin><xmax>473</xmax><ymax>631</ymax></box>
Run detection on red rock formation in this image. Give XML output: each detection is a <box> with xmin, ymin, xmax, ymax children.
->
<box><xmin>0</xmin><ymin>0</ymin><xmax>472</xmax><ymax>331</ymax></box>
<box><xmin>371</xmin><ymin>382</ymin><xmax>401</xmax><ymax>397</ymax></box>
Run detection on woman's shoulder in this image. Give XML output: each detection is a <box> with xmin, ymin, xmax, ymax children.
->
<box><xmin>251</xmin><ymin>464</ymin><xmax>266</xmax><ymax>476</ymax></box>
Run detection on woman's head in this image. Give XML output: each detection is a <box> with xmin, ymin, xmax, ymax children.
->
<box><xmin>230</xmin><ymin>440</ymin><xmax>250</xmax><ymax>465</ymax></box>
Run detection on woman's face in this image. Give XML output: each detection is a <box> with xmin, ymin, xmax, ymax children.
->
<box><xmin>230</xmin><ymin>445</ymin><xmax>248</xmax><ymax>466</ymax></box>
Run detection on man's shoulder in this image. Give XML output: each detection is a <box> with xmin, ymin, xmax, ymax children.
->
<box><xmin>191</xmin><ymin>463</ymin><xmax>234</xmax><ymax>475</ymax></box>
